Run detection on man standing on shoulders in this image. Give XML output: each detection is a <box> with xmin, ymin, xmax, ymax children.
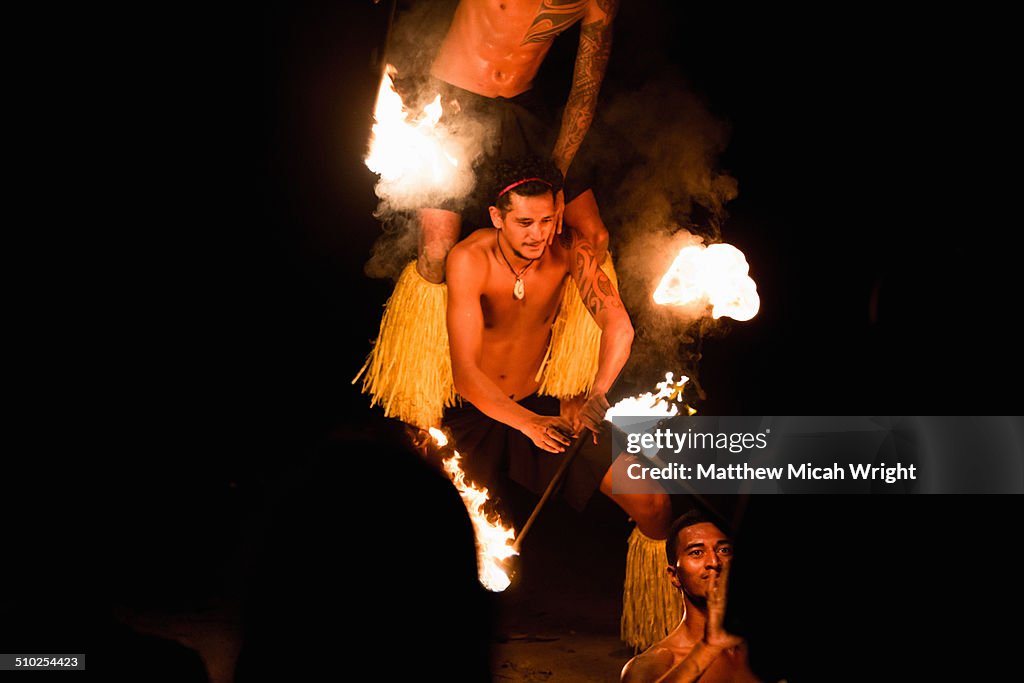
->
<box><xmin>359</xmin><ymin>0</ymin><xmax>621</xmax><ymax>471</ymax></box>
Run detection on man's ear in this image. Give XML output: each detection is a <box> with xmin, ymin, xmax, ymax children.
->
<box><xmin>666</xmin><ymin>565</ymin><xmax>682</xmax><ymax>590</ymax></box>
<box><xmin>489</xmin><ymin>205</ymin><xmax>503</xmax><ymax>229</ymax></box>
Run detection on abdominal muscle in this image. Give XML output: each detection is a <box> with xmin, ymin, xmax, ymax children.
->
<box><xmin>478</xmin><ymin>326</ymin><xmax>551</xmax><ymax>401</ymax></box>
<box><xmin>431</xmin><ymin>0</ymin><xmax>557</xmax><ymax>98</ymax></box>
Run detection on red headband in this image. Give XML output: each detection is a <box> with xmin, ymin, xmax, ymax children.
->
<box><xmin>498</xmin><ymin>177</ymin><xmax>552</xmax><ymax>198</ymax></box>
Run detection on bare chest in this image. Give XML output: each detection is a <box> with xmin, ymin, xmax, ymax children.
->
<box><xmin>480</xmin><ymin>266</ymin><xmax>567</xmax><ymax>333</ymax></box>
<box><xmin>472</xmin><ymin>0</ymin><xmax>588</xmax><ymax>47</ymax></box>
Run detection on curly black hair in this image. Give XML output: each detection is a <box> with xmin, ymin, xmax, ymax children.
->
<box><xmin>490</xmin><ymin>156</ymin><xmax>564</xmax><ymax>213</ymax></box>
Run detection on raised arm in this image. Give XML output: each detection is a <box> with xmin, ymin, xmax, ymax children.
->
<box><xmin>621</xmin><ymin>564</ymin><xmax>755</xmax><ymax>683</ymax></box>
<box><xmin>551</xmin><ymin>0</ymin><xmax>618</xmax><ymax>177</ymax></box>
<box><xmin>570</xmin><ymin>235</ymin><xmax>633</xmax><ymax>434</ymax></box>
<box><xmin>447</xmin><ymin>244</ymin><xmax>571</xmax><ymax>453</ymax></box>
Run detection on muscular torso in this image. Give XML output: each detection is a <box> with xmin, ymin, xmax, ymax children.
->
<box><xmin>432</xmin><ymin>0</ymin><xmax>590</xmax><ymax>97</ymax></box>
<box><xmin>460</xmin><ymin>229</ymin><xmax>570</xmax><ymax>400</ymax></box>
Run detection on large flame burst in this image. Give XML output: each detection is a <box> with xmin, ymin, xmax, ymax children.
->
<box><xmin>365</xmin><ymin>65</ymin><xmax>460</xmax><ymax>193</ymax></box>
<box><xmin>653</xmin><ymin>243</ymin><xmax>760</xmax><ymax>321</ymax></box>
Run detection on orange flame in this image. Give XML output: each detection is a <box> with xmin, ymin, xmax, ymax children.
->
<box><xmin>605</xmin><ymin>372</ymin><xmax>696</xmax><ymax>419</ymax></box>
<box><xmin>653</xmin><ymin>243</ymin><xmax>760</xmax><ymax>321</ymax></box>
<box><xmin>365</xmin><ymin>65</ymin><xmax>460</xmax><ymax>193</ymax></box>
<box><xmin>428</xmin><ymin>427</ymin><xmax>517</xmax><ymax>592</ymax></box>
<box><xmin>605</xmin><ymin>373</ymin><xmax>696</xmax><ymax>460</ymax></box>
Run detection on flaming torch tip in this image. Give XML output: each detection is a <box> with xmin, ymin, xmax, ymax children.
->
<box><xmin>428</xmin><ymin>427</ymin><xmax>517</xmax><ymax>592</ymax></box>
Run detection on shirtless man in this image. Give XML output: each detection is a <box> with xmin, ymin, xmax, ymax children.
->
<box><xmin>444</xmin><ymin>155</ymin><xmax>671</xmax><ymax>547</ymax></box>
<box><xmin>418</xmin><ymin>0</ymin><xmax>618</xmax><ymax>283</ymax></box>
<box><xmin>621</xmin><ymin>511</ymin><xmax>761</xmax><ymax>683</ymax></box>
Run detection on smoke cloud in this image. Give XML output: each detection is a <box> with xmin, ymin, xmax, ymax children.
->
<box><xmin>364</xmin><ymin>0</ymin><xmax>495</xmax><ymax>280</ymax></box>
<box><xmin>588</xmin><ymin>75</ymin><xmax>740</xmax><ymax>399</ymax></box>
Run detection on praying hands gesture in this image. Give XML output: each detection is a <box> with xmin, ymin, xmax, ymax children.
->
<box><xmin>704</xmin><ymin>562</ymin><xmax>743</xmax><ymax>651</ymax></box>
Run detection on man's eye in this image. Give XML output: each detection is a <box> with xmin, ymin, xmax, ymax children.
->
<box><xmin>718</xmin><ymin>547</ymin><xmax>732</xmax><ymax>555</ymax></box>
<box><xmin>689</xmin><ymin>549</ymin><xmax>702</xmax><ymax>557</ymax></box>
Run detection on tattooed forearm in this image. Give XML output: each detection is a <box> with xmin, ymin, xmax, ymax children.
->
<box><xmin>521</xmin><ymin>0</ymin><xmax>588</xmax><ymax>45</ymax></box>
<box><xmin>552</xmin><ymin>9</ymin><xmax>615</xmax><ymax>174</ymax></box>
<box><xmin>574</xmin><ymin>240</ymin><xmax>622</xmax><ymax>318</ymax></box>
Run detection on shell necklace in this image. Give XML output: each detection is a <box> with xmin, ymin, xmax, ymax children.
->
<box><xmin>496</xmin><ymin>231</ymin><xmax>537</xmax><ymax>300</ymax></box>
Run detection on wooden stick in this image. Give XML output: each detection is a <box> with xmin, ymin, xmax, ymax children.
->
<box><xmin>511</xmin><ymin>432</ymin><xmax>588</xmax><ymax>553</ymax></box>
<box><xmin>373</xmin><ymin>0</ymin><xmax>398</xmax><ymax>77</ymax></box>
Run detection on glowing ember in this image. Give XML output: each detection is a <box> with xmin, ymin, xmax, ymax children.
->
<box><xmin>653</xmin><ymin>243</ymin><xmax>760</xmax><ymax>321</ymax></box>
<box><xmin>365</xmin><ymin>65</ymin><xmax>460</xmax><ymax>193</ymax></box>
<box><xmin>428</xmin><ymin>427</ymin><xmax>517</xmax><ymax>592</ymax></box>
<box><xmin>605</xmin><ymin>372</ymin><xmax>695</xmax><ymax>419</ymax></box>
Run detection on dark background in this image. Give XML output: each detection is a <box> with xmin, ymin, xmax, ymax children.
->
<box><xmin>7</xmin><ymin>1</ymin><xmax>1019</xmax><ymax>680</ymax></box>
<box><xmin>253</xmin><ymin>3</ymin><xmax>1023</xmax><ymax>677</ymax></box>
<box><xmin>251</xmin><ymin>2</ymin><xmax>1023</xmax><ymax>676</ymax></box>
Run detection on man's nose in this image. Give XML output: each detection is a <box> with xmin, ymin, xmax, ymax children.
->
<box><xmin>707</xmin><ymin>554</ymin><xmax>723</xmax><ymax>572</ymax></box>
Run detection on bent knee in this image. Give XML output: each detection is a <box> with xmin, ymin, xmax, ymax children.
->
<box><xmin>417</xmin><ymin>244</ymin><xmax>454</xmax><ymax>284</ymax></box>
<box><xmin>631</xmin><ymin>495</ymin><xmax>672</xmax><ymax>537</ymax></box>
<box><xmin>635</xmin><ymin>494</ymin><xmax>672</xmax><ymax>522</ymax></box>
<box><xmin>416</xmin><ymin>256</ymin><xmax>446</xmax><ymax>284</ymax></box>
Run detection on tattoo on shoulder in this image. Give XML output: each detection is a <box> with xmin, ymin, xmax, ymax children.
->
<box><xmin>573</xmin><ymin>240</ymin><xmax>621</xmax><ymax>316</ymax></box>
<box><xmin>521</xmin><ymin>0</ymin><xmax>589</xmax><ymax>45</ymax></box>
<box><xmin>595</xmin><ymin>0</ymin><xmax>619</xmax><ymax>17</ymax></box>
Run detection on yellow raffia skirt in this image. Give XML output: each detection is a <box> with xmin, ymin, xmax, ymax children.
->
<box><xmin>354</xmin><ymin>257</ymin><xmax>618</xmax><ymax>429</ymax></box>
<box><xmin>621</xmin><ymin>527</ymin><xmax>684</xmax><ymax>650</ymax></box>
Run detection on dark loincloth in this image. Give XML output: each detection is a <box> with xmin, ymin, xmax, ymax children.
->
<box><xmin>442</xmin><ymin>394</ymin><xmax>613</xmax><ymax>512</ymax></box>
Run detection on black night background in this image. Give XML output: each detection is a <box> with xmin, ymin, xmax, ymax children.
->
<box><xmin>4</xmin><ymin>2</ymin><xmax>1020</xmax><ymax>681</ymax></box>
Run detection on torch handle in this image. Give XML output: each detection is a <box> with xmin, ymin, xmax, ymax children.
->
<box><xmin>511</xmin><ymin>423</ymin><xmax>730</xmax><ymax>553</ymax></box>
<box><xmin>373</xmin><ymin>0</ymin><xmax>399</xmax><ymax>76</ymax></box>
<box><xmin>512</xmin><ymin>429</ymin><xmax>590</xmax><ymax>553</ymax></box>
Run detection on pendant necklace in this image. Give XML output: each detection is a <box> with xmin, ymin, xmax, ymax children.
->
<box><xmin>496</xmin><ymin>231</ymin><xmax>536</xmax><ymax>300</ymax></box>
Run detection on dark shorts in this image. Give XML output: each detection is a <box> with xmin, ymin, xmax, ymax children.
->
<box><xmin>429</xmin><ymin>79</ymin><xmax>592</xmax><ymax>234</ymax></box>
<box><xmin>441</xmin><ymin>394</ymin><xmax>613</xmax><ymax>512</ymax></box>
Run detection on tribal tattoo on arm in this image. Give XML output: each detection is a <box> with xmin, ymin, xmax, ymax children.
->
<box><xmin>551</xmin><ymin>0</ymin><xmax>618</xmax><ymax>175</ymax></box>
<box><xmin>521</xmin><ymin>0</ymin><xmax>589</xmax><ymax>45</ymax></box>
<box><xmin>572</xmin><ymin>238</ymin><xmax>621</xmax><ymax>319</ymax></box>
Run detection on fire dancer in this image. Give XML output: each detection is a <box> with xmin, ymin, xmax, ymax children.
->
<box><xmin>358</xmin><ymin>0</ymin><xmax>618</xmax><ymax>430</ymax></box>
<box><xmin>443</xmin><ymin>156</ymin><xmax>678</xmax><ymax>650</ymax></box>
<box><xmin>620</xmin><ymin>511</ymin><xmax>760</xmax><ymax>682</ymax></box>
